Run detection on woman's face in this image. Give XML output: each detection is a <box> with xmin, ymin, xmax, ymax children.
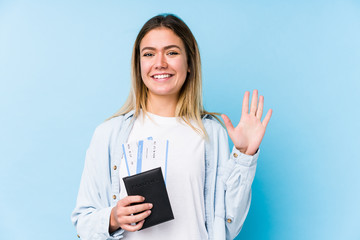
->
<box><xmin>140</xmin><ymin>27</ymin><xmax>189</xmax><ymax>100</ymax></box>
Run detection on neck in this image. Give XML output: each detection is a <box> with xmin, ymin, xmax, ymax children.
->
<box><xmin>146</xmin><ymin>93</ymin><xmax>178</xmax><ymax>117</ymax></box>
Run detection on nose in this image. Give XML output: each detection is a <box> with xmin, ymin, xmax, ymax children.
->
<box><xmin>154</xmin><ymin>53</ymin><xmax>167</xmax><ymax>69</ymax></box>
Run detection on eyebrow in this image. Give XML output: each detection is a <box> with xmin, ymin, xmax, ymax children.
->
<box><xmin>141</xmin><ymin>45</ymin><xmax>181</xmax><ymax>53</ymax></box>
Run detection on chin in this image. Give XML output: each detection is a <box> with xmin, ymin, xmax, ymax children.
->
<box><xmin>149</xmin><ymin>90</ymin><xmax>178</xmax><ymax>97</ymax></box>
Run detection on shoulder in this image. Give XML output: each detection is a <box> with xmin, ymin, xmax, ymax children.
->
<box><xmin>91</xmin><ymin>111</ymin><xmax>134</xmax><ymax>145</ymax></box>
<box><xmin>202</xmin><ymin>114</ymin><xmax>227</xmax><ymax>137</ymax></box>
<box><xmin>93</xmin><ymin>116</ymin><xmax>122</xmax><ymax>137</ymax></box>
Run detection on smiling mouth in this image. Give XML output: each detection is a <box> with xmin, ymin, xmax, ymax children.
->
<box><xmin>151</xmin><ymin>74</ymin><xmax>174</xmax><ymax>80</ymax></box>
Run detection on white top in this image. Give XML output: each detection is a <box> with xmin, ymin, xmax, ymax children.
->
<box><xmin>119</xmin><ymin>111</ymin><xmax>208</xmax><ymax>239</ymax></box>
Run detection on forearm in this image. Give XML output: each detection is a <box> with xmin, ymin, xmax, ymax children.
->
<box><xmin>73</xmin><ymin>206</ymin><xmax>122</xmax><ymax>240</ymax></box>
<box><xmin>224</xmin><ymin>147</ymin><xmax>258</xmax><ymax>238</ymax></box>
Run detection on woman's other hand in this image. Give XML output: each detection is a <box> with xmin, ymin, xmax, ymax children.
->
<box><xmin>109</xmin><ymin>195</ymin><xmax>153</xmax><ymax>233</ymax></box>
<box><xmin>221</xmin><ymin>90</ymin><xmax>272</xmax><ymax>156</ymax></box>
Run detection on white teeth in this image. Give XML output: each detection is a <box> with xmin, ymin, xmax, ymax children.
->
<box><xmin>153</xmin><ymin>74</ymin><xmax>171</xmax><ymax>79</ymax></box>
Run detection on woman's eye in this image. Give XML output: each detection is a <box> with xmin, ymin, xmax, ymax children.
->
<box><xmin>143</xmin><ymin>53</ymin><xmax>154</xmax><ymax>57</ymax></box>
<box><xmin>168</xmin><ymin>51</ymin><xmax>179</xmax><ymax>56</ymax></box>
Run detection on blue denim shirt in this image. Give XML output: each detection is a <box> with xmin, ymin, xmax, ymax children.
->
<box><xmin>71</xmin><ymin>111</ymin><xmax>258</xmax><ymax>240</ymax></box>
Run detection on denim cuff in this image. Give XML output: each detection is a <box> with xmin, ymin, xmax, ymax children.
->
<box><xmin>230</xmin><ymin>146</ymin><xmax>259</xmax><ymax>167</ymax></box>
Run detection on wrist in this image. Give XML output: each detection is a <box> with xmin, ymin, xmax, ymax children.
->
<box><xmin>245</xmin><ymin>149</ymin><xmax>256</xmax><ymax>155</ymax></box>
<box><xmin>109</xmin><ymin>207</ymin><xmax>119</xmax><ymax>233</ymax></box>
<box><xmin>236</xmin><ymin>146</ymin><xmax>248</xmax><ymax>155</ymax></box>
<box><xmin>245</xmin><ymin>148</ymin><xmax>259</xmax><ymax>156</ymax></box>
<box><xmin>235</xmin><ymin>146</ymin><xmax>256</xmax><ymax>156</ymax></box>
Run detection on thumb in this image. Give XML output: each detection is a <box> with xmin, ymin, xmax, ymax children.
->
<box><xmin>221</xmin><ymin>114</ymin><xmax>235</xmax><ymax>133</ymax></box>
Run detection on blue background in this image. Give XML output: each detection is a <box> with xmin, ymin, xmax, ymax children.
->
<box><xmin>1</xmin><ymin>0</ymin><xmax>359</xmax><ymax>239</ymax></box>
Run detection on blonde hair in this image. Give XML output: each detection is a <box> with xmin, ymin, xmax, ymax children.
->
<box><xmin>108</xmin><ymin>14</ymin><xmax>221</xmax><ymax>136</ymax></box>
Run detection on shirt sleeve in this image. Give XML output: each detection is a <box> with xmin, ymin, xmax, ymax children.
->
<box><xmin>71</xmin><ymin>124</ymin><xmax>125</xmax><ymax>240</ymax></box>
<box><xmin>224</xmin><ymin>146</ymin><xmax>259</xmax><ymax>239</ymax></box>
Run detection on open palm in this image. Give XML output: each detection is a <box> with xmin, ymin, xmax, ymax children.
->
<box><xmin>221</xmin><ymin>90</ymin><xmax>272</xmax><ymax>155</ymax></box>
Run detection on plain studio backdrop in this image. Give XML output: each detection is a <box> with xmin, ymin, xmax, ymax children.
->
<box><xmin>0</xmin><ymin>0</ymin><xmax>359</xmax><ymax>239</ymax></box>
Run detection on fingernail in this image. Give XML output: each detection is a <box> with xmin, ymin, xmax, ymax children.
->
<box><xmin>142</xmin><ymin>197</ymin><xmax>145</xmax><ymax>201</ymax></box>
<box><xmin>148</xmin><ymin>210</ymin><xmax>151</xmax><ymax>214</ymax></box>
<box><xmin>149</xmin><ymin>203</ymin><xmax>153</xmax><ymax>208</ymax></box>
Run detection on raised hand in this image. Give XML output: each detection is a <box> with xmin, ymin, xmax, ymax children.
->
<box><xmin>221</xmin><ymin>90</ymin><xmax>272</xmax><ymax>156</ymax></box>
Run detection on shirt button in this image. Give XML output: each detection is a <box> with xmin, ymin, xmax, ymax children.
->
<box><xmin>233</xmin><ymin>153</ymin><xmax>238</xmax><ymax>158</ymax></box>
<box><xmin>113</xmin><ymin>195</ymin><xmax>117</xmax><ymax>200</ymax></box>
<box><xmin>227</xmin><ymin>218</ymin><xmax>232</xmax><ymax>223</ymax></box>
<box><xmin>113</xmin><ymin>165</ymin><xmax>117</xmax><ymax>170</ymax></box>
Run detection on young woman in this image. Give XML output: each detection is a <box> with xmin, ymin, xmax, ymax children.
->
<box><xmin>71</xmin><ymin>14</ymin><xmax>272</xmax><ymax>240</ymax></box>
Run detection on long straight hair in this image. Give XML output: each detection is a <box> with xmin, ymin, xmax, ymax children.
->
<box><xmin>108</xmin><ymin>14</ymin><xmax>220</xmax><ymax>136</ymax></box>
